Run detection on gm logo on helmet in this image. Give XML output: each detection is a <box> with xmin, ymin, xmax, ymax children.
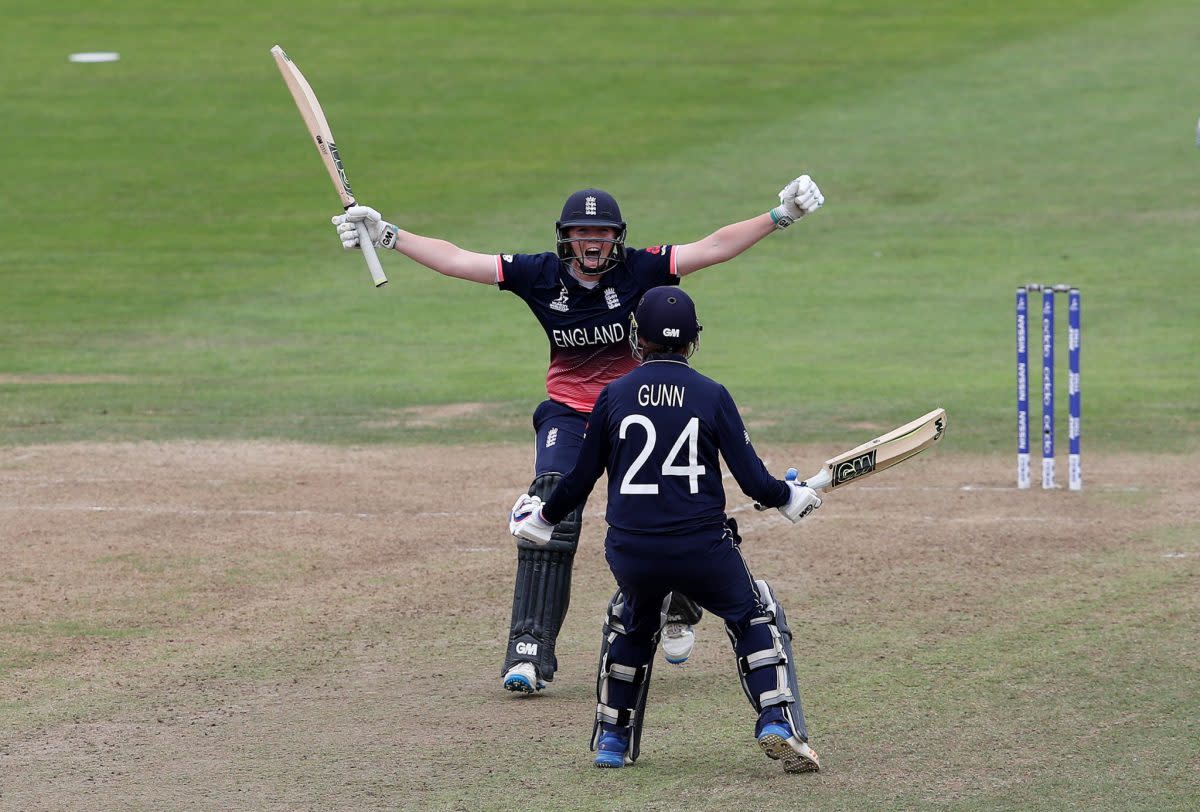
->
<box><xmin>663</xmin><ymin>328</ymin><xmax>680</xmax><ymax>337</ymax></box>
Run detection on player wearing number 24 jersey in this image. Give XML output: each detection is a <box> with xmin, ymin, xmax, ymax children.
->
<box><xmin>543</xmin><ymin>344</ymin><xmax>786</xmax><ymax>544</ymax></box>
<box><xmin>510</xmin><ymin>287</ymin><xmax>824</xmax><ymax>771</ymax></box>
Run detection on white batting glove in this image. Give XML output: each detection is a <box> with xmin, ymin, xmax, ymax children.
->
<box><xmin>509</xmin><ymin>493</ymin><xmax>555</xmax><ymax>545</ymax></box>
<box><xmin>770</xmin><ymin>175</ymin><xmax>824</xmax><ymax>229</ymax></box>
<box><xmin>331</xmin><ymin>205</ymin><xmax>400</xmax><ymax>250</ymax></box>
<box><xmin>778</xmin><ymin>481</ymin><xmax>822</xmax><ymax>523</ymax></box>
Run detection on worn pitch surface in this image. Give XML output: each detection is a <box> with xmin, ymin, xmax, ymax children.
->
<box><xmin>1</xmin><ymin>443</ymin><xmax>1196</xmax><ymax>809</ymax></box>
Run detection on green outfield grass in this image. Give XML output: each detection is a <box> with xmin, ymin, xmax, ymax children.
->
<box><xmin>2</xmin><ymin>0</ymin><xmax>1197</xmax><ymax>450</ymax></box>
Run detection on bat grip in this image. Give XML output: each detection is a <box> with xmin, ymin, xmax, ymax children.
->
<box><xmin>801</xmin><ymin>468</ymin><xmax>833</xmax><ymax>492</ymax></box>
<box><xmin>356</xmin><ymin>222</ymin><xmax>388</xmax><ymax>287</ymax></box>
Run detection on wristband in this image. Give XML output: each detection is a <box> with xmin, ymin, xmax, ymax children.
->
<box><xmin>378</xmin><ymin>222</ymin><xmax>400</xmax><ymax>250</ymax></box>
<box><xmin>769</xmin><ymin>206</ymin><xmax>795</xmax><ymax>229</ymax></box>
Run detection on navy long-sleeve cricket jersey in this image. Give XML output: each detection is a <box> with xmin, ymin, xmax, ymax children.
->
<box><xmin>496</xmin><ymin>248</ymin><xmax>679</xmax><ymax>413</ymax></box>
<box><xmin>542</xmin><ymin>357</ymin><xmax>790</xmax><ymax>539</ymax></box>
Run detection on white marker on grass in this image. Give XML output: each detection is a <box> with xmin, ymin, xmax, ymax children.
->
<box><xmin>69</xmin><ymin>52</ymin><xmax>120</xmax><ymax>63</ymax></box>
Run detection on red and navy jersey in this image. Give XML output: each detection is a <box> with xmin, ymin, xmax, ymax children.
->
<box><xmin>542</xmin><ymin>358</ymin><xmax>790</xmax><ymax>540</ymax></box>
<box><xmin>496</xmin><ymin>248</ymin><xmax>679</xmax><ymax>413</ymax></box>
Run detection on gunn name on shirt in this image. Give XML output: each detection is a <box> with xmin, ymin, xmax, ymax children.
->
<box><xmin>638</xmin><ymin>384</ymin><xmax>686</xmax><ymax>408</ymax></box>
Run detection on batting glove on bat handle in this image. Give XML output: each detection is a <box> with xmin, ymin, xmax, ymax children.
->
<box><xmin>770</xmin><ymin>175</ymin><xmax>824</xmax><ymax>229</ymax></box>
<box><xmin>753</xmin><ymin>467</ymin><xmax>804</xmax><ymax>512</ymax></box>
<box><xmin>779</xmin><ymin>481</ymin><xmax>822</xmax><ymax>523</ymax></box>
<box><xmin>332</xmin><ymin>205</ymin><xmax>400</xmax><ymax>250</ymax></box>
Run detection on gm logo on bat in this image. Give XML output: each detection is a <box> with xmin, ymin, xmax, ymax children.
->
<box><xmin>833</xmin><ymin>450</ymin><xmax>876</xmax><ymax>486</ymax></box>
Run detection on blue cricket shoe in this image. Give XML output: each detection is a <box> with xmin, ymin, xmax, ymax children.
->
<box><xmin>593</xmin><ymin>731</ymin><xmax>631</xmax><ymax>768</ymax></box>
<box><xmin>757</xmin><ymin>721</ymin><xmax>821</xmax><ymax>773</ymax></box>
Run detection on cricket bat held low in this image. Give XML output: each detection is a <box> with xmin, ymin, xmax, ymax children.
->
<box><xmin>799</xmin><ymin>408</ymin><xmax>947</xmax><ymax>491</ymax></box>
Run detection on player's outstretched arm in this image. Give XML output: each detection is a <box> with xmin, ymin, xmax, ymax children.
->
<box><xmin>714</xmin><ymin>386</ymin><xmax>823</xmax><ymax>523</ymax></box>
<box><xmin>674</xmin><ymin>174</ymin><xmax>824</xmax><ymax>276</ymax></box>
<box><xmin>332</xmin><ymin>205</ymin><xmax>498</xmax><ymax>284</ymax></box>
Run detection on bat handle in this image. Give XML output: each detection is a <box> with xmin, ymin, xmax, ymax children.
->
<box><xmin>356</xmin><ymin>222</ymin><xmax>388</xmax><ymax>287</ymax></box>
<box><xmin>800</xmin><ymin>468</ymin><xmax>832</xmax><ymax>492</ymax></box>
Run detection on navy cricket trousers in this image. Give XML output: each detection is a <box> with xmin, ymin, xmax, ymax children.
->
<box><xmin>602</xmin><ymin>524</ymin><xmax>792</xmax><ymax>730</ymax></box>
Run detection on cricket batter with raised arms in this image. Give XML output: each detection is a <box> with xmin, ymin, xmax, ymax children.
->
<box><xmin>509</xmin><ymin>286</ymin><xmax>823</xmax><ymax>771</ymax></box>
<box><xmin>332</xmin><ymin>176</ymin><xmax>824</xmax><ymax>694</ymax></box>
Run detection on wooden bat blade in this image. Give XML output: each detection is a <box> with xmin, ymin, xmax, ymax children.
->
<box><xmin>270</xmin><ymin>46</ymin><xmax>353</xmax><ymax>207</ymax></box>
<box><xmin>270</xmin><ymin>45</ymin><xmax>387</xmax><ymax>287</ymax></box>
<box><xmin>802</xmin><ymin>408</ymin><xmax>947</xmax><ymax>491</ymax></box>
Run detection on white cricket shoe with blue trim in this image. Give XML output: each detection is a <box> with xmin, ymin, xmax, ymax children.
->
<box><xmin>502</xmin><ymin>662</ymin><xmax>545</xmax><ymax>694</ymax></box>
<box><xmin>660</xmin><ymin>622</ymin><xmax>695</xmax><ymax>664</ymax></box>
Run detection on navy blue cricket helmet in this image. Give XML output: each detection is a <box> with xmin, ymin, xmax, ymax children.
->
<box><xmin>630</xmin><ymin>286</ymin><xmax>702</xmax><ymax>360</ymax></box>
<box><xmin>555</xmin><ymin>188</ymin><xmax>627</xmax><ymax>275</ymax></box>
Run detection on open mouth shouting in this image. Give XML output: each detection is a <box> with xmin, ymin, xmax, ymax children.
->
<box><xmin>573</xmin><ymin>240</ymin><xmax>615</xmax><ymax>275</ymax></box>
<box><xmin>559</xmin><ymin>223</ymin><xmax>622</xmax><ymax>277</ymax></box>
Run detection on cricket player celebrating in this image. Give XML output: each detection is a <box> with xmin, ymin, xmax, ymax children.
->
<box><xmin>332</xmin><ymin>176</ymin><xmax>824</xmax><ymax>694</ymax></box>
<box><xmin>509</xmin><ymin>287</ymin><xmax>823</xmax><ymax>771</ymax></box>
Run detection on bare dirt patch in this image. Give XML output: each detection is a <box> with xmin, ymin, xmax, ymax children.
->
<box><xmin>363</xmin><ymin>402</ymin><xmax>494</xmax><ymax>430</ymax></box>
<box><xmin>0</xmin><ymin>443</ymin><xmax>1195</xmax><ymax>810</ymax></box>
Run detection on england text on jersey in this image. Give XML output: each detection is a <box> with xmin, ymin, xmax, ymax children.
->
<box><xmin>552</xmin><ymin>322</ymin><xmax>626</xmax><ymax>348</ymax></box>
<box><xmin>496</xmin><ymin>247</ymin><xmax>679</xmax><ymax>413</ymax></box>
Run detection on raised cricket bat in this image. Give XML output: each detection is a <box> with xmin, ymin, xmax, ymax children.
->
<box><xmin>797</xmin><ymin>408</ymin><xmax>947</xmax><ymax>491</ymax></box>
<box><xmin>270</xmin><ymin>45</ymin><xmax>387</xmax><ymax>287</ymax></box>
